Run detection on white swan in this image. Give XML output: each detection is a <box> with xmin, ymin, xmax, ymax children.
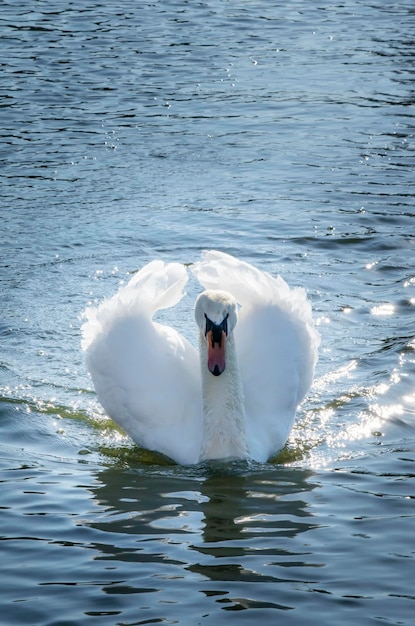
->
<box><xmin>82</xmin><ymin>250</ymin><xmax>319</xmax><ymax>464</ymax></box>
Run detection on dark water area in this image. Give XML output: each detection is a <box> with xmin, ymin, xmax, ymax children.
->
<box><xmin>1</xmin><ymin>1</ymin><xmax>415</xmax><ymax>624</ymax></box>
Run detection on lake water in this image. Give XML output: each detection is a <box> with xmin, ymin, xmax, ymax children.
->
<box><xmin>1</xmin><ymin>0</ymin><xmax>414</xmax><ymax>624</ymax></box>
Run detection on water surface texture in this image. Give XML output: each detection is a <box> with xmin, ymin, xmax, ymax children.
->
<box><xmin>1</xmin><ymin>1</ymin><xmax>415</xmax><ymax>624</ymax></box>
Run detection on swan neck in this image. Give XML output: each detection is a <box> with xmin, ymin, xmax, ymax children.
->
<box><xmin>199</xmin><ymin>332</ymin><xmax>249</xmax><ymax>461</ymax></box>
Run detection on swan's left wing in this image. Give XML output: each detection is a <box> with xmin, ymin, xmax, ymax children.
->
<box><xmin>82</xmin><ymin>261</ymin><xmax>202</xmax><ymax>464</ymax></box>
<box><xmin>192</xmin><ymin>250</ymin><xmax>320</xmax><ymax>461</ymax></box>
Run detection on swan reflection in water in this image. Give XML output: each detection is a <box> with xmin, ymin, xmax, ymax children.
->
<box><xmin>82</xmin><ymin>460</ymin><xmax>321</xmax><ymax>615</ymax></box>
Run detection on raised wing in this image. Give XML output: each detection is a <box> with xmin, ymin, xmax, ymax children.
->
<box><xmin>82</xmin><ymin>260</ymin><xmax>203</xmax><ymax>464</ymax></box>
<box><xmin>192</xmin><ymin>250</ymin><xmax>319</xmax><ymax>461</ymax></box>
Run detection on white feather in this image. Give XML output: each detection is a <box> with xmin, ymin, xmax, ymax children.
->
<box><xmin>82</xmin><ymin>261</ymin><xmax>202</xmax><ymax>464</ymax></box>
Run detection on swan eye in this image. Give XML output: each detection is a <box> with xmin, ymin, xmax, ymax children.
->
<box><xmin>204</xmin><ymin>313</ymin><xmax>228</xmax><ymax>343</ymax></box>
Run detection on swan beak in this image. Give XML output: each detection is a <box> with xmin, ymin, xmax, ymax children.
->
<box><xmin>206</xmin><ymin>330</ymin><xmax>226</xmax><ymax>376</ymax></box>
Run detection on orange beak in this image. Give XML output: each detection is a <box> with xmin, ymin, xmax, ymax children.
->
<box><xmin>206</xmin><ymin>329</ymin><xmax>226</xmax><ymax>376</ymax></box>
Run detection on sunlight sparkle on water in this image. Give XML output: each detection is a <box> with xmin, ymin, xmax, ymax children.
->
<box><xmin>371</xmin><ymin>303</ymin><xmax>395</xmax><ymax>316</ymax></box>
<box><xmin>369</xmin><ymin>402</ymin><xmax>404</xmax><ymax>423</ymax></box>
<box><xmin>313</xmin><ymin>360</ymin><xmax>358</xmax><ymax>390</ymax></box>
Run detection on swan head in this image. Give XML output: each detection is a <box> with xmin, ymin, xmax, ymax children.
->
<box><xmin>195</xmin><ymin>290</ymin><xmax>238</xmax><ymax>377</ymax></box>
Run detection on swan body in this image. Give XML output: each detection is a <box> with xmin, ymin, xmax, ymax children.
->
<box><xmin>82</xmin><ymin>251</ymin><xmax>319</xmax><ymax>464</ymax></box>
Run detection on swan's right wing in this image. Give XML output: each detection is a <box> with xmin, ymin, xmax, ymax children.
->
<box><xmin>82</xmin><ymin>261</ymin><xmax>203</xmax><ymax>464</ymax></box>
<box><xmin>192</xmin><ymin>250</ymin><xmax>320</xmax><ymax>461</ymax></box>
